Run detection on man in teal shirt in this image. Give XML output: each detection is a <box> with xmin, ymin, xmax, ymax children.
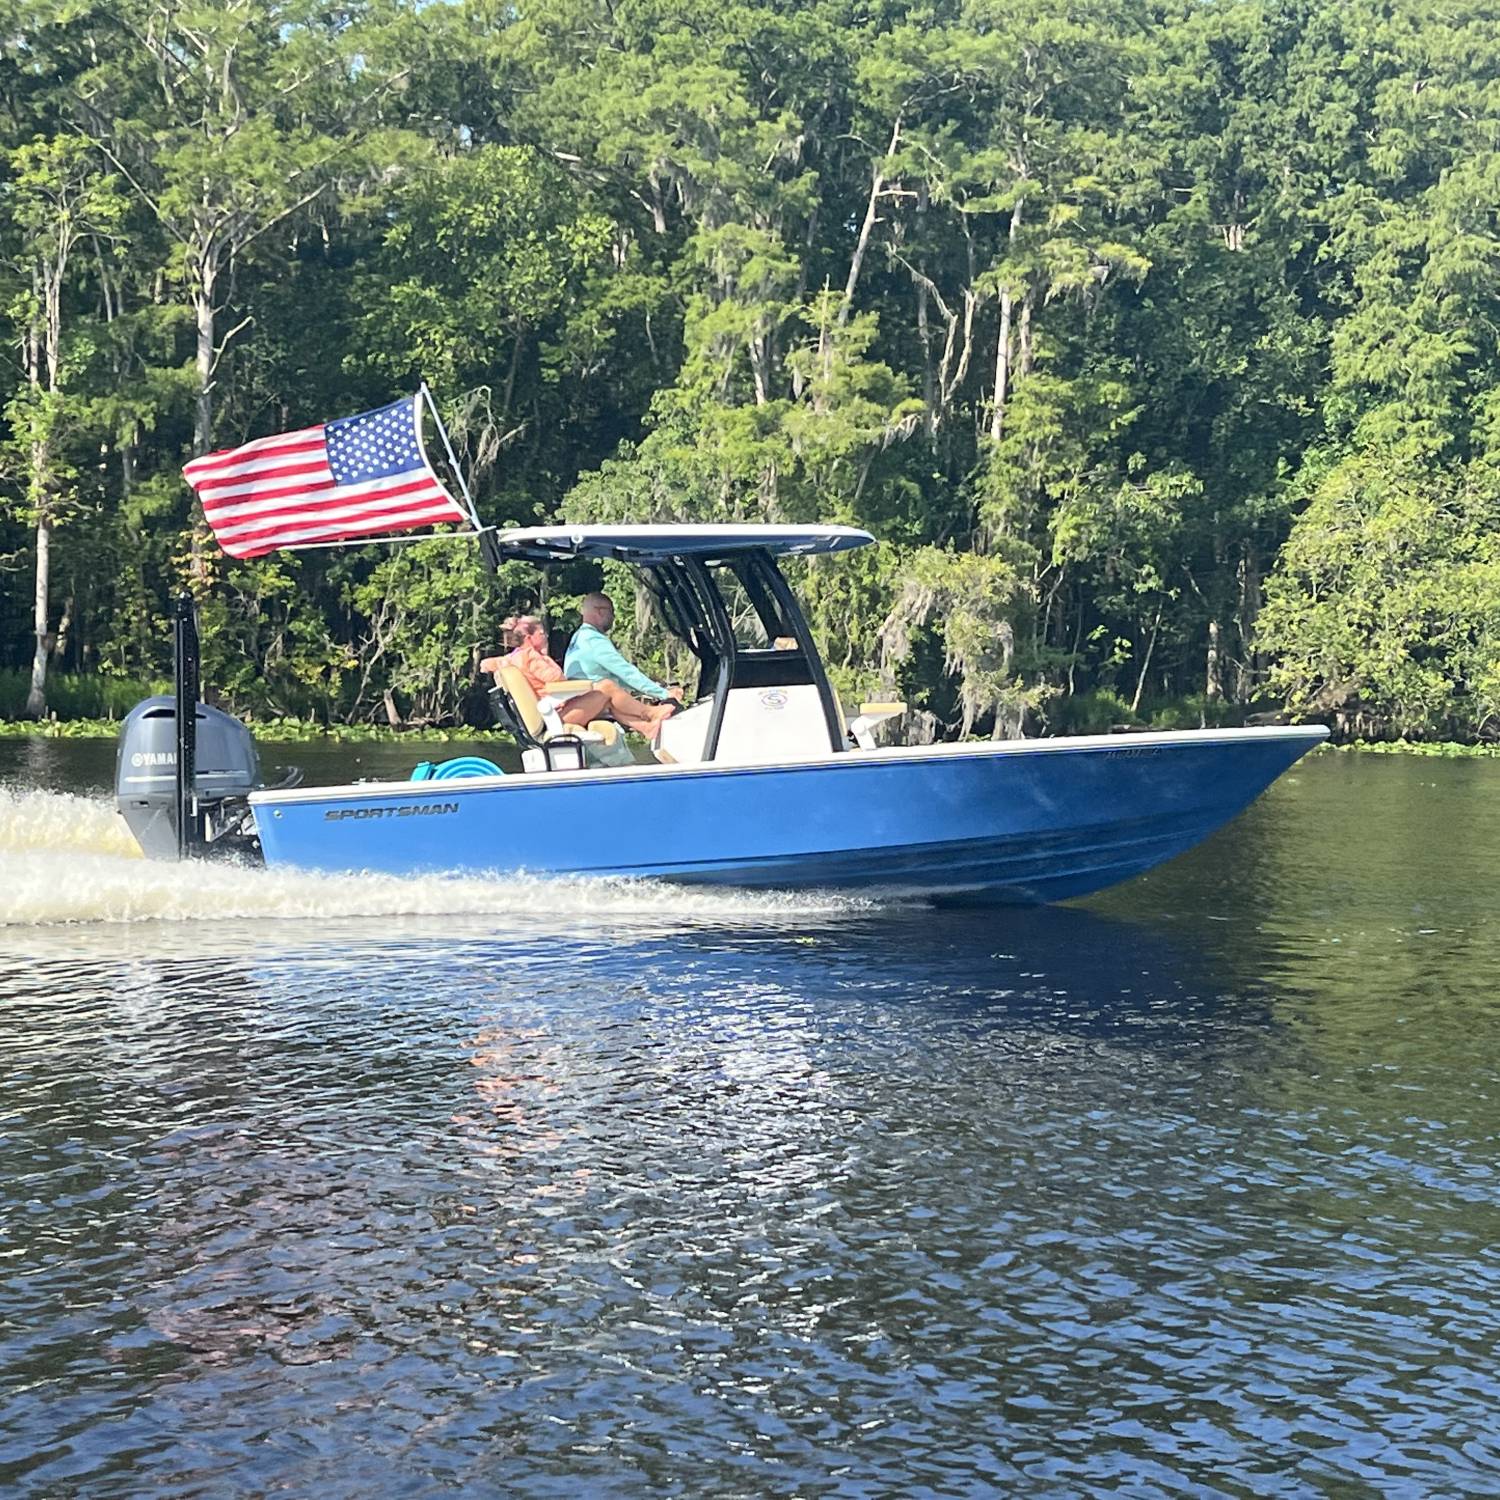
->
<box><xmin>565</xmin><ymin>592</ymin><xmax>684</xmax><ymax>705</ymax></box>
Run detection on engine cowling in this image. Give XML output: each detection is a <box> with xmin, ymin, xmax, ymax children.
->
<box><xmin>115</xmin><ymin>696</ymin><xmax>263</xmax><ymax>860</ymax></box>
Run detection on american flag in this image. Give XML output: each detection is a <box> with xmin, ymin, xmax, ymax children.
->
<box><xmin>182</xmin><ymin>394</ymin><xmax>471</xmax><ymax>559</ymax></box>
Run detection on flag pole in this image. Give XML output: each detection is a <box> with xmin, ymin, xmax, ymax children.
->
<box><xmin>277</xmin><ymin>530</ymin><xmax>478</xmax><ymax>554</ymax></box>
<box><xmin>418</xmin><ymin>383</ymin><xmax>484</xmax><ymax>532</ymax></box>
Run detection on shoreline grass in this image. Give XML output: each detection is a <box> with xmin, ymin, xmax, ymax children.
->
<box><xmin>1321</xmin><ymin>738</ymin><xmax>1500</xmax><ymax>757</ymax></box>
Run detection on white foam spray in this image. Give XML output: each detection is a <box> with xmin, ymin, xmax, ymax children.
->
<box><xmin>0</xmin><ymin>786</ymin><xmax>143</xmax><ymax>859</ymax></box>
<box><xmin>0</xmin><ymin>787</ymin><xmax>873</xmax><ymax>930</ymax></box>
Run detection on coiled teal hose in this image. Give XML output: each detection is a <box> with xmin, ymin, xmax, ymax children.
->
<box><xmin>408</xmin><ymin>756</ymin><xmax>505</xmax><ymax>782</ymax></box>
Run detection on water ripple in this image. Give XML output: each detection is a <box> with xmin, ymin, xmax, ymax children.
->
<box><xmin>2</xmin><ymin>753</ymin><xmax>1499</xmax><ymax>1494</ymax></box>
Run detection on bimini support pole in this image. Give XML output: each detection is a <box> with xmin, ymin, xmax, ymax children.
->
<box><xmin>172</xmin><ymin>592</ymin><xmax>203</xmax><ymax>859</ymax></box>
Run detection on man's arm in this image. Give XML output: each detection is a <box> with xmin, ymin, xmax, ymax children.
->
<box><xmin>587</xmin><ymin>634</ymin><xmax>668</xmax><ymax>699</ymax></box>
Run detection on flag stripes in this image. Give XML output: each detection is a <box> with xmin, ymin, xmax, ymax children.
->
<box><xmin>182</xmin><ymin>395</ymin><xmax>470</xmax><ymax>559</ymax></box>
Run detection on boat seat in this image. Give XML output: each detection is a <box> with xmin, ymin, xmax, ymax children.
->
<box><xmin>538</xmin><ymin>679</ymin><xmax>595</xmax><ymax>702</ymax></box>
<box><xmin>488</xmin><ymin>665</ymin><xmax>628</xmax><ymax>771</ymax></box>
<box><xmin>845</xmin><ymin>700</ymin><xmax>906</xmax><ymax>750</ymax></box>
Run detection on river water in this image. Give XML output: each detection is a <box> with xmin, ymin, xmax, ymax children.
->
<box><xmin>2</xmin><ymin>738</ymin><xmax>1497</xmax><ymax>1496</ymax></box>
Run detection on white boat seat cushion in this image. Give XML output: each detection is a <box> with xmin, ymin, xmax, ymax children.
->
<box><xmin>847</xmin><ymin>701</ymin><xmax>906</xmax><ymax>750</ymax></box>
<box><xmin>494</xmin><ymin>665</ymin><xmax>604</xmax><ymax>741</ymax></box>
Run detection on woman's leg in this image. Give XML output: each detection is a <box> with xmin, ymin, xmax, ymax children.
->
<box><xmin>589</xmin><ymin>679</ymin><xmax>673</xmax><ymax>735</ymax></box>
<box><xmin>557</xmin><ymin>689</ymin><xmax>613</xmax><ymax>727</ymax></box>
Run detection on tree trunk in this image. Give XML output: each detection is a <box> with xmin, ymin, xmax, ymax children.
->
<box><xmin>502</xmin><ymin>322</ymin><xmax>525</xmax><ymax>425</ymax></box>
<box><xmin>1131</xmin><ymin>605</ymin><xmax>1163</xmax><ymax>715</ymax></box>
<box><xmin>55</xmin><ymin>592</ymin><xmax>74</xmax><ymax>670</ymax></box>
<box><xmin>194</xmin><ymin>279</ymin><xmax>215</xmax><ymax>455</ymax></box>
<box><xmin>1237</xmin><ymin>544</ymin><xmax>1263</xmax><ymax>701</ymax></box>
<box><xmin>1017</xmin><ymin>286</ymin><xmax>1034</xmax><ymax>378</ymax></box>
<box><xmin>932</xmin><ymin>226</ymin><xmax>979</xmax><ymax>439</ymax></box>
<box><xmin>1206</xmin><ymin>617</ymin><xmax>1223</xmax><ymax>702</ymax></box>
<box><xmin>23</xmin><ymin>305</ymin><xmax>52</xmax><ymax>719</ymax></box>
<box><xmin>25</xmin><ymin>516</ymin><xmax>52</xmax><ymax>719</ymax></box>
<box><xmin>990</xmin><ymin>286</ymin><xmax>1013</xmax><ymax>443</ymax></box>
<box><xmin>1067</xmin><ymin>603</ymin><xmax>1083</xmax><ymax>695</ymax></box>
<box><xmin>839</xmin><ymin>116</ymin><xmax>901</xmax><ymax>325</ymax></box>
<box><xmin>914</xmin><ymin>185</ymin><xmax>935</xmax><ymax>436</ymax></box>
<box><xmin>916</xmin><ymin>268</ymin><xmax>934</xmax><ymax>427</ymax></box>
<box><xmin>989</xmin><ymin>199</ymin><xmax>1025</xmax><ymax>443</ymax></box>
<box><xmin>646</xmin><ymin>172</ymin><xmax>668</xmax><ymax>235</ymax></box>
<box><xmin>748</xmin><ymin>331</ymin><xmax>771</xmax><ymax>407</ymax></box>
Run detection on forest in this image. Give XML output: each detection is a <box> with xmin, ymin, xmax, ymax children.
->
<box><xmin>2</xmin><ymin>0</ymin><xmax>1498</xmax><ymax>741</ymax></box>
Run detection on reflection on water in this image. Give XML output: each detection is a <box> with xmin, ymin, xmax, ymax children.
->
<box><xmin>2</xmin><ymin>746</ymin><xmax>1499</xmax><ymax>1494</ymax></box>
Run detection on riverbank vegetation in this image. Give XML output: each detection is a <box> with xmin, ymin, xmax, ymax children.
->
<box><xmin>3</xmin><ymin>0</ymin><xmax>1498</xmax><ymax>742</ymax></box>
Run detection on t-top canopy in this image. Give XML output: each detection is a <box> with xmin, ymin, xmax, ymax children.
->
<box><xmin>493</xmin><ymin>523</ymin><xmax>875</xmax><ymax>564</ymax></box>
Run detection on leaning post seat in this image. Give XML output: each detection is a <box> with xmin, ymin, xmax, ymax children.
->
<box><xmin>487</xmin><ymin>665</ymin><xmax>629</xmax><ymax>772</ymax></box>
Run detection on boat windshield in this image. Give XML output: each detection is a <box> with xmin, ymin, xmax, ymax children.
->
<box><xmin>715</xmin><ymin>559</ymin><xmax>797</xmax><ymax>650</ymax></box>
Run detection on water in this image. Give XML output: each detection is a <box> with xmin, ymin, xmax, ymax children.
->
<box><xmin>2</xmin><ymin>739</ymin><xmax>1498</xmax><ymax>1495</ymax></box>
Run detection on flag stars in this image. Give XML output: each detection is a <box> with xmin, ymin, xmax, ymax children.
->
<box><xmin>326</xmin><ymin>397</ymin><xmax>425</xmax><ymax>486</ymax></box>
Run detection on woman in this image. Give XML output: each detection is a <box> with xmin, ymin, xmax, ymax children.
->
<box><xmin>482</xmin><ymin>615</ymin><xmax>676</xmax><ymax>738</ymax></box>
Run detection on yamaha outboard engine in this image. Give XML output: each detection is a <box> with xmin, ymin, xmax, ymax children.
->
<box><xmin>115</xmin><ymin>696</ymin><xmax>264</xmax><ymax>860</ymax></box>
<box><xmin>113</xmin><ymin>594</ymin><xmax>281</xmax><ymax>862</ymax></box>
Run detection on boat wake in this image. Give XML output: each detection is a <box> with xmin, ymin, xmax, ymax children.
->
<box><xmin>0</xmin><ymin>788</ymin><xmax>874</xmax><ymax>928</ymax></box>
<box><xmin>0</xmin><ymin>785</ymin><xmax>144</xmax><ymax>859</ymax></box>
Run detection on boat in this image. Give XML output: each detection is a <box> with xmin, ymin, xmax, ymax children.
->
<box><xmin>185</xmin><ymin>523</ymin><xmax>1325</xmax><ymax>904</ymax></box>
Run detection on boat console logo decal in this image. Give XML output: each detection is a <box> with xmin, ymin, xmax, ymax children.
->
<box><xmin>324</xmin><ymin>801</ymin><xmax>460</xmax><ymax>821</ymax></box>
<box><xmin>759</xmin><ymin>690</ymin><xmax>789</xmax><ymax>711</ymax></box>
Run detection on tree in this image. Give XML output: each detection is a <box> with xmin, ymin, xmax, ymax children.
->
<box><xmin>1</xmin><ymin>134</ymin><xmax>125</xmax><ymax>716</ymax></box>
<box><xmin>0</xmin><ymin>0</ymin><xmax>1497</xmax><ymax>741</ymax></box>
<box><xmin>354</xmin><ymin>144</ymin><xmax>613</xmax><ymax>484</ymax></box>
<box><xmin>71</xmin><ymin>0</ymin><xmax>377</xmax><ymax>564</ymax></box>
<box><xmin>1259</xmin><ymin>451</ymin><xmax>1500</xmax><ymax>739</ymax></box>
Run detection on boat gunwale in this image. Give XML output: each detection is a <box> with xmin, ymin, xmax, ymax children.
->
<box><xmin>248</xmin><ymin>724</ymin><xmax>1329</xmax><ymax>808</ymax></box>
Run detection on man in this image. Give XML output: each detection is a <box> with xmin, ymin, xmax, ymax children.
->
<box><xmin>565</xmin><ymin>593</ymin><xmax>685</xmax><ymax>708</ymax></box>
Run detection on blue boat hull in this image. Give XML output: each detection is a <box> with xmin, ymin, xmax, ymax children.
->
<box><xmin>248</xmin><ymin>727</ymin><xmax>1326</xmax><ymax>904</ymax></box>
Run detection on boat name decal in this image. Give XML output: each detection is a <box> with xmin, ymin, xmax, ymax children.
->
<box><xmin>1101</xmin><ymin>746</ymin><xmax>1163</xmax><ymax>759</ymax></box>
<box><xmin>323</xmin><ymin>801</ymin><xmax>461</xmax><ymax>822</ymax></box>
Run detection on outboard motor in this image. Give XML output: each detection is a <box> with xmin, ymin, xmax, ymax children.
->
<box><xmin>115</xmin><ymin>696</ymin><xmax>265</xmax><ymax>861</ymax></box>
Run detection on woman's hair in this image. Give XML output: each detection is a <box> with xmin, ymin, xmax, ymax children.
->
<box><xmin>501</xmin><ymin>614</ymin><xmax>544</xmax><ymax>649</ymax></box>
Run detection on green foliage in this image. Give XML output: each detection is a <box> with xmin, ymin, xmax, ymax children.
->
<box><xmin>1258</xmin><ymin>451</ymin><xmax>1500</xmax><ymax>740</ymax></box>
<box><xmin>1333</xmin><ymin>740</ymin><xmax>1500</xmax><ymax>758</ymax></box>
<box><xmin>0</xmin><ymin>668</ymin><xmax>166</xmax><ymax>721</ymax></box>
<box><xmin>1</xmin><ymin>0</ymin><xmax>1498</xmax><ymax>741</ymax></box>
<box><xmin>343</xmin><ymin>540</ymin><xmax>511</xmax><ymax>724</ymax></box>
<box><xmin>357</xmin><ymin>146</ymin><xmax>613</xmax><ymax>407</ymax></box>
<box><xmin>1042</xmin><ymin>687</ymin><xmax>1137</xmax><ymax>737</ymax></box>
<box><xmin>877</xmin><ymin>545</ymin><xmax>1050</xmax><ymax>738</ymax></box>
